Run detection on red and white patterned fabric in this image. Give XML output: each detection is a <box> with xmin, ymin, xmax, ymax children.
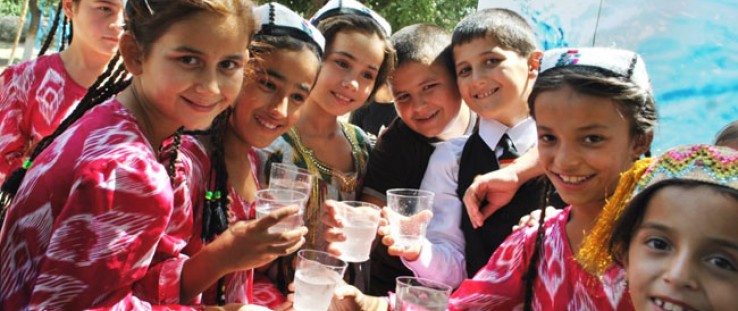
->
<box><xmin>0</xmin><ymin>99</ymin><xmax>203</xmax><ymax>311</ymax></box>
<box><xmin>178</xmin><ymin>139</ymin><xmax>285</xmax><ymax>309</ymax></box>
<box><xmin>449</xmin><ymin>206</ymin><xmax>633</xmax><ymax>311</ymax></box>
<box><xmin>0</xmin><ymin>53</ymin><xmax>86</xmax><ymax>183</ymax></box>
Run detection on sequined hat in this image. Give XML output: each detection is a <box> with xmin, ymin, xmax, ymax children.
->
<box><xmin>540</xmin><ymin>47</ymin><xmax>652</xmax><ymax>93</ymax></box>
<box><xmin>255</xmin><ymin>2</ymin><xmax>326</xmax><ymax>54</ymax></box>
<box><xmin>309</xmin><ymin>0</ymin><xmax>392</xmax><ymax>36</ymax></box>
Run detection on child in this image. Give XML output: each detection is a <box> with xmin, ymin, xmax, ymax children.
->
<box><xmin>0</xmin><ymin>0</ymin><xmax>262</xmax><ymax>309</ymax></box>
<box><xmin>715</xmin><ymin>120</ymin><xmax>738</xmax><ymax>150</ymax></box>
<box><xmin>0</xmin><ymin>0</ymin><xmax>125</xmax><ymax>183</ymax></box>
<box><xmin>256</xmin><ymin>0</ymin><xmax>395</xmax><ymax>292</ymax></box>
<box><xmin>380</xmin><ymin>8</ymin><xmax>549</xmax><ymax>288</ymax></box>
<box><xmin>354</xmin><ymin>23</ymin><xmax>475</xmax><ymax>296</ymax></box>
<box><xmin>579</xmin><ymin>144</ymin><xmax>738</xmax><ymax>310</ymax></box>
<box><xmin>177</xmin><ymin>2</ymin><xmax>323</xmax><ymax>307</ymax></box>
<box><xmin>448</xmin><ymin>47</ymin><xmax>656</xmax><ymax>310</ymax></box>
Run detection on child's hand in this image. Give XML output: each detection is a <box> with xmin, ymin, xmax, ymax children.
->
<box><xmin>513</xmin><ymin>206</ymin><xmax>560</xmax><ymax>231</ymax></box>
<box><xmin>218</xmin><ymin>205</ymin><xmax>307</xmax><ymax>272</ymax></box>
<box><xmin>330</xmin><ymin>282</ymin><xmax>389</xmax><ymax>311</ymax></box>
<box><xmin>378</xmin><ymin>207</ymin><xmax>432</xmax><ymax>262</ymax></box>
<box><xmin>463</xmin><ymin>168</ymin><xmax>521</xmax><ymax>228</ymax></box>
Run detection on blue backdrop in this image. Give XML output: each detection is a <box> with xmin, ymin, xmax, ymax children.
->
<box><xmin>478</xmin><ymin>0</ymin><xmax>738</xmax><ymax>153</ymax></box>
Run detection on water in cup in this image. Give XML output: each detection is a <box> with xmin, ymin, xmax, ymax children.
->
<box><xmin>395</xmin><ymin>277</ymin><xmax>451</xmax><ymax>311</ymax></box>
<box><xmin>386</xmin><ymin>189</ymin><xmax>434</xmax><ymax>249</ymax></box>
<box><xmin>255</xmin><ymin>204</ymin><xmax>304</xmax><ymax>233</ymax></box>
<box><xmin>254</xmin><ymin>189</ymin><xmax>307</xmax><ymax>234</ymax></box>
<box><xmin>332</xmin><ymin>201</ymin><xmax>381</xmax><ymax>262</ymax></box>
<box><xmin>293</xmin><ymin>265</ymin><xmax>342</xmax><ymax>311</ymax></box>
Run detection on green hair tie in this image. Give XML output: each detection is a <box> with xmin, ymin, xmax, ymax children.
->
<box><xmin>214</xmin><ymin>191</ymin><xmax>222</xmax><ymax>200</ymax></box>
<box><xmin>205</xmin><ymin>191</ymin><xmax>213</xmax><ymax>200</ymax></box>
<box><xmin>22</xmin><ymin>159</ymin><xmax>32</xmax><ymax>169</ymax></box>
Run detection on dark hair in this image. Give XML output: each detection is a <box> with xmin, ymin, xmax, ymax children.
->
<box><xmin>529</xmin><ymin>66</ymin><xmax>657</xmax><ymax>141</ymax></box>
<box><xmin>391</xmin><ymin>23</ymin><xmax>454</xmax><ymax>81</ymax></box>
<box><xmin>0</xmin><ymin>0</ymin><xmax>256</xmax><ymax>211</ymax></box>
<box><xmin>715</xmin><ymin>120</ymin><xmax>738</xmax><ymax>147</ymax></box>
<box><xmin>451</xmin><ymin>8</ymin><xmax>537</xmax><ymax>58</ymax></box>
<box><xmin>608</xmin><ymin>180</ymin><xmax>738</xmax><ymax>266</ymax></box>
<box><xmin>522</xmin><ymin>179</ymin><xmax>551</xmax><ymax>311</ymax></box>
<box><xmin>317</xmin><ymin>14</ymin><xmax>396</xmax><ymax>97</ymax></box>
<box><xmin>39</xmin><ymin>1</ymin><xmax>74</xmax><ymax>56</ymax></box>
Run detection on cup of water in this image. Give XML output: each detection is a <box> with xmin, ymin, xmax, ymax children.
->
<box><xmin>386</xmin><ymin>188</ymin><xmax>434</xmax><ymax>249</ymax></box>
<box><xmin>254</xmin><ymin>189</ymin><xmax>308</xmax><ymax>233</ymax></box>
<box><xmin>395</xmin><ymin>276</ymin><xmax>452</xmax><ymax>311</ymax></box>
<box><xmin>293</xmin><ymin>249</ymin><xmax>348</xmax><ymax>311</ymax></box>
<box><xmin>332</xmin><ymin>201</ymin><xmax>381</xmax><ymax>262</ymax></box>
<box><xmin>268</xmin><ymin>162</ymin><xmax>315</xmax><ymax>196</ymax></box>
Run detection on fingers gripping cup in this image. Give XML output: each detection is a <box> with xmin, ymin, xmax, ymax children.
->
<box><xmin>333</xmin><ymin>201</ymin><xmax>381</xmax><ymax>262</ymax></box>
<box><xmin>293</xmin><ymin>250</ymin><xmax>348</xmax><ymax>311</ymax></box>
<box><xmin>386</xmin><ymin>188</ymin><xmax>434</xmax><ymax>250</ymax></box>
<box><xmin>254</xmin><ymin>189</ymin><xmax>308</xmax><ymax>233</ymax></box>
<box><xmin>395</xmin><ymin>276</ymin><xmax>452</xmax><ymax>311</ymax></box>
<box><xmin>269</xmin><ymin>162</ymin><xmax>316</xmax><ymax>196</ymax></box>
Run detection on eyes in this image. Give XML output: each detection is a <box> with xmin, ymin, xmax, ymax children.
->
<box><xmin>641</xmin><ymin>235</ymin><xmax>738</xmax><ymax>273</ymax></box>
<box><xmin>177</xmin><ymin>56</ymin><xmax>243</xmax><ymax>74</ymax></box>
<box><xmin>257</xmin><ymin>77</ymin><xmax>308</xmax><ymax>105</ymax></box>
<box><xmin>537</xmin><ymin>134</ymin><xmax>605</xmax><ymax>145</ymax></box>
<box><xmin>457</xmin><ymin>57</ymin><xmax>503</xmax><ymax>78</ymax></box>
<box><xmin>332</xmin><ymin>58</ymin><xmax>376</xmax><ymax>81</ymax></box>
<box><xmin>394</xmin><ymin>83</ymin><xmax>440</xmax><ymax>104</ymax></box>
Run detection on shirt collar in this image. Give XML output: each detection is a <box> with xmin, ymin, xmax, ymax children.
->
<box><xmin>478</xmin><ymin>117</ymin><xmax>537</xmax><ymax>153</ymax></box>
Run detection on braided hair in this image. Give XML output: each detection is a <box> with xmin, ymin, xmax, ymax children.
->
<box><xmin>522</xmin><ymin>179</ymin><xmax>552</xmax><ymax>311</ymax></box>
<box><xmin>38</xmin><ymin>1</ymin><xmax>72</xmax><ymax>56</ymax></box>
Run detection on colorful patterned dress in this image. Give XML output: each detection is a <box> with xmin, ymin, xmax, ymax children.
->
<box><xmin>0</xmin><ymin>53</ymin><xmax>86</xmax><ymax>182</ymax></box>
<box><xmin>0</xmin><ymin>99</ymin><xmax>203</xmax><ymax>310</ymax></box>
<box><xmin>177</xmin><ymin>138</ymin><xmax>286</xmax><ymax>309</ymax></box>
<box><xmin>449</xmin><ymin>207</ymin><xmax>633</xmax><ymax>311</ymax></box>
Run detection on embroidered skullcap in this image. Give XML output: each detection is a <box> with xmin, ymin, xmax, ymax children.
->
<box><xmin>309</xmin><ymin>0</ymin><xmax>392</xmax><ymax>36</ymax></box>
<box><xmin>254</xmin><ymin>2</ymin><xmax>326</xmax><ymax>54</ymax></box>
<box><xmin>539</xmin><ymin>47</ymin><xmax>651</xmax><ymax>94</ymax></box>
<box><xmin>578</xmin><ymin>144</ymin><xmax>738</xmax><ymax>275</ymax></box>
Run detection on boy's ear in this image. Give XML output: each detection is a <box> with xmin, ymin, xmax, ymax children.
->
<box><xmin>120</xmin><ymin>33</ymin><xmax>144</xmax><ymax>75</ymax></box>
<box><xmin>527</xmin><ymin>50</ymin><xmax>543</xmax><ymax>77</ymax></box>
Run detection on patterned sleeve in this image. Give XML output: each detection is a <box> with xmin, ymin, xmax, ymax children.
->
<box><xmin>27</xmin><ymin>155</ymin><xmax>196</xmax><ymax>310</ymax></box>
<box><xmin>448</xmin><ymin>227</ymin><xmax>534</xmax><ymax>311</ymax></box>
<box><xmin>0</xmin><ymin>64</ymin><xmax>31</xmax><ymax>181</ymax></box>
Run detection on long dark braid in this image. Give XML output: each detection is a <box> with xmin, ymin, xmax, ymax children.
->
<box><xmin>0</xmin><ymin>54</ymin><xmax>129</xmax><ymax>216</ymax></box>
<box><xmin>523</xmin><ymin>178</ymin><xmax>552</xmax><ymax>311</ymax></box>
<box><xmin>38</xmin><ymin>2</ymin><xmax>68</xmax><ymax>56</ymax></box>
<box><xmin>60</xmin><ymin>13</ymin><xmax>70</xmax><ymax>51</ymax></box>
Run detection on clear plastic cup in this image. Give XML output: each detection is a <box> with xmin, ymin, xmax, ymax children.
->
<box><xmin>395</xmin><ymin>276</ymin><xmax>452</xmax><ymax>311</ymax></box>
<box><xmin>293</xmin><ymin>250</ymin><xmax>348</xmax><ymax>311</ymax></box>
<box><xmin>386</xmin><ymin>188</ymin><xmax>434</xmax><ymax>249</ymax></box>
<box><xmin>254</xmin><ymin>189</ymin><xmax>307</xmax><ymax>233</ymax></box>
<box><xmin>268</xmin><ymin>162</ymin><xmax>315</xmax><ymax>196</ymax></box>
<box><xmin>332</xmin><ymin>201</ymin><xmax>381</xmax><ymax>262</ymax></box>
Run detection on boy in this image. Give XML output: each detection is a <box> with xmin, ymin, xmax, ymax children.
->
<box><xmin>360</xmin><ymin>23</ymin><xmax>476</xmax><ymax>295</ymax></box>
<box><xmin>385</xmin><ymin>8</ymin><xmax>555</xmax><ymax>288</ymax></box>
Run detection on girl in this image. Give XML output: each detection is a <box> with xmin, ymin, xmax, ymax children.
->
<box><xmin>0</xmin><ymin>0</ymin><xmax>264</xmax><ymax>309</ymax></box>
<box><xmin>580</xmin><ymin>144</ymin><xmax>738</xmax><ymax>311</ymax></box>
<box><xmin>256</xmin><ymin>0</ymin><xmax>395</xmax><ymax>292</ymax></box>
<box><xmin>448</xmin><ymin>47</ymin><xmax>656</xmax><ymax>310</ymax></box>
<box><xmin>176</xmin><ymin>2</ymin><xmax>323</xmax><ymax>308</ymax></box>
<box><xmin>0</xmin><ymin>0</ymin><xmax>125</xmax><ymax>182</ymax></box>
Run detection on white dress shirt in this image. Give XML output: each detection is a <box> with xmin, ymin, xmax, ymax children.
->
<box><xmin>402</xmin><ymin>117</ymin><xmax>537</xmax><ymax>288</ymax></box>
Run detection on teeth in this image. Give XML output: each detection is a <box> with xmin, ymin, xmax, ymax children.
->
<box><xmin>334</xmin><ymin>92</ymin><xmax>352</xmax><ymax>102</ymax></box>
<box><xmin>559</xmin><ymin>175</ymin><xmax>589</xmax><ymax>184</ymax></box>
<box><xmin>474</xmin><ymin>88</ymin><xmax>497</xmax><ymax>99</ymax></box>
<box><xmin>417</xmin><ymin>111</ymin><xmax>437</xmax><ymax>121</ymax></box>
<box><xmin>653</xmin><ymin>298</ymin><xmax>690</xmax><ymax>311</ymax></box>
<box><xmin>255</xmin><ymin>115</ymin><xmax>278</xmax><ymax>130</ymax></box>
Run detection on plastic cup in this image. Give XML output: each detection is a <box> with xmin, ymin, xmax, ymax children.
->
<box><xmin>332</xmin><ymin>201</ymin><xmax>381</xmax><ymax>262</ymax></box>
<box><xmin>254</xmin><ymin>189</ymin><xmax>308</xmax><ymax>233</ymax></box>
<box><xmin>386</xmin><ymin>188</ymin><xmax>434</xmax><ymax>249</ymax></box>
<box><xmin>395</xmin><ymin>276</ymin><xmax>452</xmax><ymax>311</ymax></box>
<box><xmin>293</xmin><ymin>250</ymin><xmax>348</xmax><ymax>311</ymax></box>
<box><xmin>268</xmin><ymin>162</ymin><xmax>315</xmax><ymax>196</ymax></box>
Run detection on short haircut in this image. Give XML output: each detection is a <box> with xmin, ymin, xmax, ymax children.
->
<box><xmin>715</xmin><ymin>120</ymin><xmax>738</xmax><ymax>146</ymax></box>
<box><xmin>391</xmin><ymin>24</ymin><xmax>454</xmax><ymax>80</ymax></box>
<box><xmin>451</xmin><ymin>8</ymin><xmax>537</xmax><ymax>57</ymax></box>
